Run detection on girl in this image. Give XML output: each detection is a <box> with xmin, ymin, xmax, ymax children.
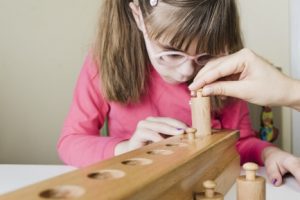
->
<box><xmin>58</xmin><ymin>0</ymin><xmax>300</xmax><ymax>186</ymax></box>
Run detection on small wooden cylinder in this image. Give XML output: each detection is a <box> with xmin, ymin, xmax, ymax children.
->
<box><xmin>195</xmin><ymin>180</ymin><xmax>223</xmax><ymax>200</ymax></box>
<box><xmin>186</xmin><ymin>127</ymin><xmax>197</xmax><ymax>141</ymax></box>
<box><xmin>237</xmin><ymin>162</ymin><xmax>265</xmax><ymax>200</ymax></box>
<box><xmin>190</xmin><ymin>90</ymin><xmax>211</xmax><ymax>137</ymax></box>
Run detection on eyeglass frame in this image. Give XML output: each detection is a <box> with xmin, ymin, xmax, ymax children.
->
<box><xmin>138</xmin><ymin>8</ymin><xmax>214</xmax><ymax>68</ymax></box>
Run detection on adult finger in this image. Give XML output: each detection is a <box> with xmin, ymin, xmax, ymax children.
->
<box><xmin>201</xmin><ymin>80</ymin><xmax>246</xmax><ymax>99</ymax></box>
<box><xmin>189</xmin><ymin>49</ymin><xmax>247</xmax><ymax>91</ymax></box>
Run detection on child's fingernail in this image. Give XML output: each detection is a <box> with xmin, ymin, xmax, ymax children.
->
<box><xmin>272</xmin><ymin>179</ymin><xmax>277</xmax><ymax>185</ymax></box>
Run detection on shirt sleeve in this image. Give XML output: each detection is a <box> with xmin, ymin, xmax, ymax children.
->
<box><xmin>221</xmin><ymin>100</ymin><xmax>273</xmax><ymax>166</ymax></box>
<box><xmin>57</xmin><ymin>54</ymin><xmax>125</xmax><ymax>167</ymax></box>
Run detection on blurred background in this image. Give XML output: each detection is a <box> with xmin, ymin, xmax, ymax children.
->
<box><xmin>0</xmin><ymin>0</ymin><xmax>299</xmax><ymax>164</ymax></box>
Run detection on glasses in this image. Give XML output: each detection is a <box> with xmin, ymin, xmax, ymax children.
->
<box><xmin>152</xmin><ymin>50</ymin><xmax>213</xmax><ymax>67</ymax></box>
<box><xmin>145</xmin><ymin>34</ymin><xmax>214</xmax><ymax>67</ymax></box>
<box><xmin>138</xmin><ymin>9</ymin><xmax>213</xmax><ymax>68</ymax></box>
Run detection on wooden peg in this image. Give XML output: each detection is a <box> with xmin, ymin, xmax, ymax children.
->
<box><xmin>195</xmin><ymin>180</ymin><xmax>224</xmax><ymax>200</ymax></box>
<box><xmin>0</xmin><ymin>131</ymin><xmax>240</xmax><ymax>200</ymax></box>
<box><xmin>190</xmin><ymin>90</ymin><xmax>211</xmax><ymax>138</ymax></box>
<box><xmin>185</xmin><ymin>127</ymin><xmax>197</xmax><ymax>140</ymax></box>
<box><xmin>236</xmin><ymin>162</ymin><xmax>265</xmax><ymax>200</ymax></box>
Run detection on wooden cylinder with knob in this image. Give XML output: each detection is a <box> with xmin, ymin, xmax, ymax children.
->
<box><xmin>237</xmin><ymin>162</ymin><xmax>265</xmax><ymax>200</ymax></box>
<box><xmin>195</xmin><ymin>180</ymin><xmax>224</xmax><ymax>200</ymax></box>
<box><xmin>190</xmin><ymin>90</ymin><xmax>211</xmax><ymax>138</ymax></box>
<box><xmin>185</xmin><ymin>127</ymin><xmax>197</xmax><ymax>141</ymax></box>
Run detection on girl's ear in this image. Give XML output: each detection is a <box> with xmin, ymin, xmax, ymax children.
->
<box><xmin>129</xmin><ymin>2</ymin><xmax>143</xmax><ymax>32</ymax></box>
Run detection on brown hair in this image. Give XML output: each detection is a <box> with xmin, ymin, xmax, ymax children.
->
<box><xmin>94</xmin><ymin>0</ymin><xmax>243</xmax><ymax>106</ymax></box>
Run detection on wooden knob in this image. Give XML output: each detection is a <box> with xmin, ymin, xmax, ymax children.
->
<box><xmin>203</xmin><ymin>180</ymin><xmax>216</xmax><ymax>198</ymax></box>
<box><xmin>186</xmin><ymin>128</ymin><xmax>197</xmax><ymax>134</ymax></box>
<box><xmin>243</xmin><ymin>162</ymin><xmax>258</xmax><ymax>181</ymax></box>
<box><xmin>186</xmin><ymin>128</ymin><xmax>197</xmax><ymax>140</ymax></box>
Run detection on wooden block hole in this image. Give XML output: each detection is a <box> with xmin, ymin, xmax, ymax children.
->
<box><xmin>87</xmin><ymin>169</ymin><xmax>125</xmax><ymax>180</ymax></box>
<box><xmin>147</xmin><ymin>149</ymin><xmax>173</xmax><ymax>155</ymax></box>
<box><xmin>39</xmin><ymin>185</ymin><xmax>85</xmax><ymax>199</ymax></box>
<box><xmin>121</xmin><ymin>158</ymin><xmax>153</xmax><ymax>166</ymax></box>
<box><xmin>166</xmin><ymin>142</ymin><xmax>188</xmax><ymax>147</ymax></box>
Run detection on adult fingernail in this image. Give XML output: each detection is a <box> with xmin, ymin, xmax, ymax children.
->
<box><xmin>176</xmin><ymin>128</ymin><xmax>183</xmax><ymax>130</ymax></box>
<box><xmin>272</xmin><ymin>179</ymin><xmax>277</xmax><ymax>185</ymax></box>
<box><xmin>188</xmin><ymin>84</ymin><xmax>195</xmax><ymax>90</ymax></box>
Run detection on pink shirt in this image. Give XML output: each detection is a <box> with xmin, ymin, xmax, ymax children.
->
<box><xmin>58</xmin><ymin>54</ymin><xmax>272</xmax><ymax>167</ymax></box>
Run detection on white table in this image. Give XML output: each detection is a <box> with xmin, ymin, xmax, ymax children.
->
<box><xmin>0</xmin><ymin>165</ymin><xmax>299</xmax><ymax>199</ymax></box>
<box><xmin>0</xmin><ymin>165</ymin><xmax>76</xmax><ymax>195</ymax></box>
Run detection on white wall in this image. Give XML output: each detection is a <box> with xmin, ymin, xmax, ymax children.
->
<box><xmin>0</xmin><ymin>0</ymin><xmax>292</xmax><ymax>164</ymax></box>
<box><xmin>0</xmin><ymin>0</ymin><xmax>101</xmax><ymax>164</ymax></box>
<box><xmin>238</xmin><ymin>0</ymin><xmax>291</xmax><ymax>152</ymax></box>
<box><xmin>291</xmin><ymin>0</ymin><xmax>300</xmax><ymax>156</ymax></box>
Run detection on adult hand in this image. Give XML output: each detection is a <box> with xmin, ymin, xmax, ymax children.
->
<box><xmin>115</xmin><ymin>117</ymin><xmax>187</xmax><ymax>155</ymax></box>
<box><xmin>189</xmin><ymin>48</ymin><xmax>298</xmax><ymax>108</ymax></box>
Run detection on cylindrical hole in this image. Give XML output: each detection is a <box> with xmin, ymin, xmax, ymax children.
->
<box><xmin>87</xmin><ymin>169</ymin><xmax>125</xmax><ymax>180</ymax></box>
<box><xmin>121</xmin><ymin>158</ymin><xmax>153</xmax><ymax>166</ymax></box>
<box><xmin>147</xmin><ymin>149</ymin><xmax>173</xmax><ymax>155</ymax></box>
<box><xmin>166</xmin><ymin>143</ymin><xmax>188</xmax><ymax>147</ymax></box>
<box><xmin>39</xmin><ymin>185</ymin><xmax>85</xmax><ymax>199</ymax></box>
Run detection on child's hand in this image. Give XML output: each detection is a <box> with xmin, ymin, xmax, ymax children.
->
<box><xmin>115</xmin><ymin>117</ymin><xmax>187</xmax><ymax>155</ymax></box>
<box><xmin>262</xmin><ymin>146</ymin><xmax>300</xmax><ymax>186</ymax></box>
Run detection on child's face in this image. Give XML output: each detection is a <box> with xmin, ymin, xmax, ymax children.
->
<box><xmin>132</xmin><ymin>5</ymin><xmax>212</xmax><ymax>84</ymax></box>
<box><xmin>144</xmin><ymin>35</ymin><xmax>212</xmax><ymax>84</ymax></box>
<box><xmin>129</xmin><ymin>3</ymin><xmax>214</xmax><ymax>84</ymax></box>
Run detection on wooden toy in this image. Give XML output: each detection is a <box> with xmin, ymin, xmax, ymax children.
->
<box><xmin>0</xmin><ymin>130</ymin><xmax>240</xmax><ymax>200</ymax></box>
<box><xmin>186</xmin><ymin>127</ymin><xmax>197</xmax><ymax>140</ymax></box>
<box><xmin>190</xmin><ymin>90</ymin><xmax>211</xmax><ymax>137</ymax></box>
<box><xmin>194</xmin><ymin>180</ymin><xmax>224</xmax><ymax>200</ymax></box>
<box><xmin>0</xmin><ymin>88</ymin><xmax>240</xmax><ymax>200</ymax></box>
<box><xmin>237</xmin><ymin>162</ymin><xmax>266</xmax><ymax>200</ymax></box>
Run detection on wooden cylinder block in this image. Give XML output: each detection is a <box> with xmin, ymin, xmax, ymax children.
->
<box><xmin>237</xmin><ymin>162</ymin><xmax>265</xmax><ymax>200</ymax></box>
<box><xmin>190</xmin><ymin>90</ymin><xmax>211</xmax><ymax>138</ymax></box>
<box><xmin>195</xmin><ymin>180</ymin><xmax>223</xmax><ymax>200</ymax></box>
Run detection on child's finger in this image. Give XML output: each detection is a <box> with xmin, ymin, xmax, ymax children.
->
<box><xmin>130</xmin><ymin>129</ymin><xmax>163</xmax><ymax>149</ymax></box>
<box><xmin>146</xmin><ymin>117</ymin><xmax>187</xmax><ymax>130</ymax></box>
<box><xmin>140</xmin><ymin>130</ymin><xmax>164</xmax><ymax>143</ymax></box>
<box><xmin>137</xmin><ymin>120</ymin><xmax>184</xmax><ymax>136</ymax></box>
<box><xmin>265</xmin><ymin>163</ymin><xmax>282</xmax><ymax>186</ymax></box>
<box><xmin>282</xmin><ymin>157</ymin><xmax>300</xmax><ymax>185</ymax></box>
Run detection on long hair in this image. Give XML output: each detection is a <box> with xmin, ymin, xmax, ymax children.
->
<box><xmin>94</xmin><ymin>0</ymin><xmax>243</xmax><ymax>106</ymax></box>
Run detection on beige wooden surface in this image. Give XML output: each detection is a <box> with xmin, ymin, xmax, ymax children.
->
<box><xmin>0</xmin><ymin>130</ymin><xmax>239</xmax><ymax>200</ymax></box>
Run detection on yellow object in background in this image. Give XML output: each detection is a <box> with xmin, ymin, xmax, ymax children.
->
<box><xmin>259</xmin><ymin>106</ymin><xmax>279</xmax><ymax>142</ymax></box>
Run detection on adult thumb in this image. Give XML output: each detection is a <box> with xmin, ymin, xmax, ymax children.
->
<box><xmin>202</xmin><ymin>81</ymin><xmax>241</xmax><ymax>98</ymax></box>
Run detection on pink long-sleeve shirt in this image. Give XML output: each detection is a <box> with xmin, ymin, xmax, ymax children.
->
<box><xmin>58</xmin><ymin>54</ymin><xmax>272</xmax><ymax>167</ymax></box>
